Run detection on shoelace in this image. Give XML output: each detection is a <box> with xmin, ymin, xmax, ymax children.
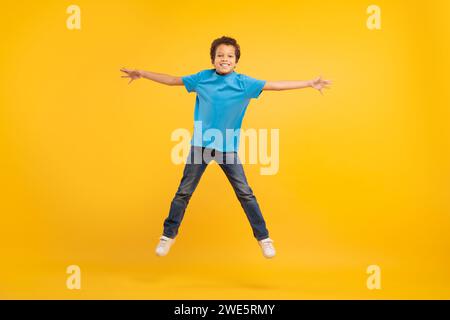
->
<box><xmin>261</xmin><ymin>240</ymin><xmax>274</xmax><ymax>250</ymax></box>
<box><xmin>158</xmin><ymin>238</ymin><xmax>169</xmax><ymax>247</ymax></box>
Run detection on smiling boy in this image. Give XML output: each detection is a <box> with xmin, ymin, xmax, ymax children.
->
<box><xmin>121</xmin><ymin>36</ymin><xmax>331</xmax><ymax>259</ymax></box>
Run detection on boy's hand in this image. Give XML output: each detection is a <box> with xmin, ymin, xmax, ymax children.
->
<box><xmin>120</xmin><ymin>68</ymin><xmax>142</xmax><ymax>84</ymax></box>
<box><xmin>310</xmin><ymin>76</ymin><xmax>332</xmax><ymax>95</ymax></box>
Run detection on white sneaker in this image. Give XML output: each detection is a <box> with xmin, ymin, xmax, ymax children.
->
<box><xmin>155</xmin><ymin>235</ymin><xmax>175</xmax><ymax>256</ymax></box>
<box><xmin>258</xmin><ymin>238</ymin><xmax>276</xmax><ymax>258</ymax></box>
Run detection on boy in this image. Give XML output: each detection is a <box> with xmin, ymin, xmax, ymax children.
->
<box><xmin>120</xmin><ymin>36</ymin><xmax>331</xmax><ymax>259</ymax></box>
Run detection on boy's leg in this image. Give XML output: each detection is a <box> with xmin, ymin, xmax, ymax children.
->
<box><xmin>217</xmin><ymin>151</ymin><xmax>270</xmax><ymax>241</ymax></box>
<box><xmin>162</xmin><ymin>146</ymin><xmax>208</xmax><ymax>238</ymax></box>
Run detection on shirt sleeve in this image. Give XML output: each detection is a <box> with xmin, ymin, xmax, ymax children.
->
<box><xmin>242</xmin><ymin>74</ymin><xmax>266</xmax><ymax>99</ymax></box>
<box><xmin>181</xmin><ymin>70</ymin><xmax>205</xmax><ymax>93</ymax></box>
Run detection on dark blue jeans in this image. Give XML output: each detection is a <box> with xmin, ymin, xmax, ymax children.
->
<box><xmin>163</xmin><ymin>146</ymin><xmax>270</xmax><ymax>241</ymax></box>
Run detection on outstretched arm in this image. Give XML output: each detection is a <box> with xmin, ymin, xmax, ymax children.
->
<box><xmin>263</xmin><ymin>76</ymin><xmax>332</xmax><ymax>95</ymax></box>
<box><xmin>120</xmin><ymin>68</ymin><xmax>184</xmax><ymax>86</ymax></box>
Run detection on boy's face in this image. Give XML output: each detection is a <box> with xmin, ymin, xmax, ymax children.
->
<box><xmin>213</xmin><ymin>44</ymin><xmax>237</xmax><ymax>75</ymax></box>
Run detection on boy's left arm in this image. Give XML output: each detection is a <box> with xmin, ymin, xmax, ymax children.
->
<box><xmin>263</xmin><ymin>76</ymin><xmax>332</xmax><ymax>95</ymax></box>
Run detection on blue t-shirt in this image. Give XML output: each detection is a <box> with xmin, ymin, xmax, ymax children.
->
<box><xmin>182</xmin><ymin>68</ymin><xmax>266</xmax><ymax>152</ymax></box>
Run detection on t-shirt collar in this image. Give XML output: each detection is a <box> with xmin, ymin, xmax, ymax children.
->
<box><xmin>213</xmin><ymin>69</ymin><xmax>235</xmax><ymax>77</ymax></box>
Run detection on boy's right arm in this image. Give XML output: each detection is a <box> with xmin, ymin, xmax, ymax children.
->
<box><xmin>138</xmin><ymin>70</ymin><xmax>183</xmax><ymax>86</ymax></box>
<box><xmin>120</xmin><ymin>68</ymin><xmax>183</xmax><ymax>86</ymax></box>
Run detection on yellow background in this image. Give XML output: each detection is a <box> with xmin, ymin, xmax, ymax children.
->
<box><xmin>1</xmin><ymin>0</ymin><xmax>449</xmax><ymax>299</ymax></box>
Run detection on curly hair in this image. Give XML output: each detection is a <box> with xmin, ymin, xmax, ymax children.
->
<box><xmin>210</xmin><ymin>36</ymin><xmax>241</xmax><ymax>63</ymax></box>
